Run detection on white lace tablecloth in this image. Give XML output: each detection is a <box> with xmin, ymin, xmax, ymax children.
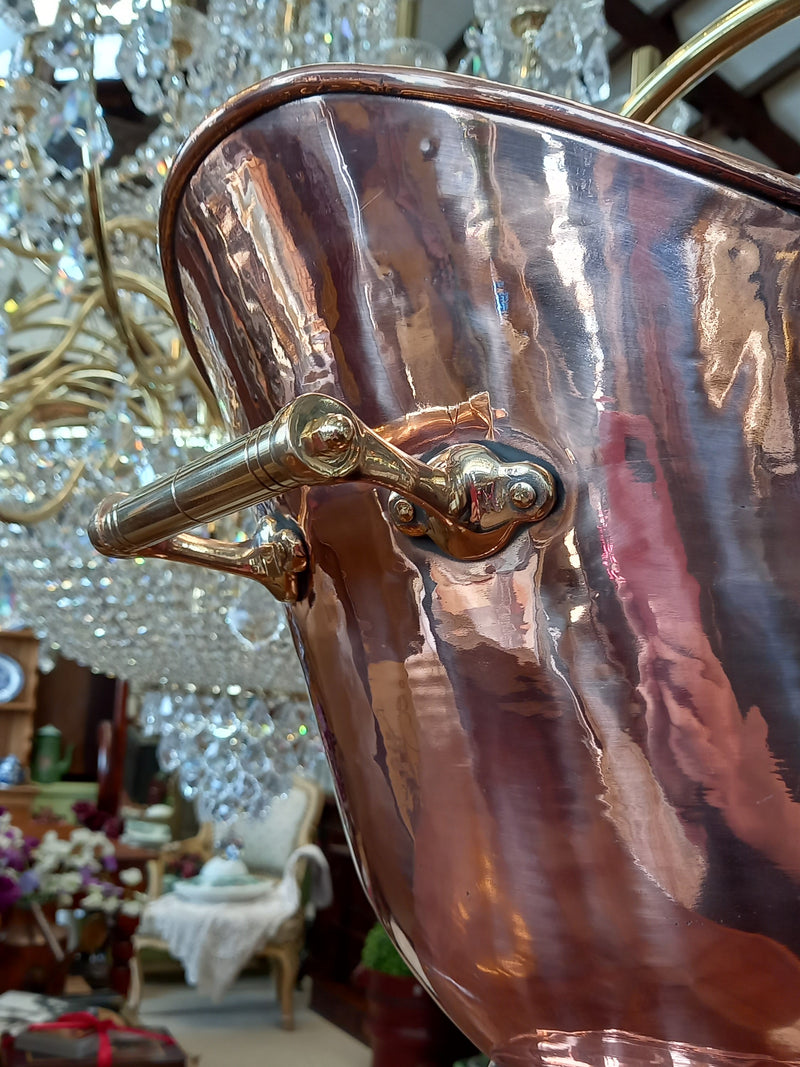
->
<box><xmin>141</xmin><ymin>844</ymin><xmax>331</xmax><ymax>1001</ymax></box>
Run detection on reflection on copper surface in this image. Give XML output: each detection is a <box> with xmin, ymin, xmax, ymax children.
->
<box><xmin>694</xmin><ymin>220</ymin><xmax>799</xmax><ymax>479</ymax></box>
<box><xmin>154</xmin><ymin>70</ymin><xmax>800</xmax><ymax>1066</ymax></box>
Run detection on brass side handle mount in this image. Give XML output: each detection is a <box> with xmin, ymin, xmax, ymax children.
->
<box><xmin>90</xmin><ymin>393</ymin><xmax>558</xmax><ymax>601</ymax></box>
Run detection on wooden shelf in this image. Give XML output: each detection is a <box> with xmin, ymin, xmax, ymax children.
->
<box><xmin>1</xmin><ymin>701</ymin><xmax>36</xmax><ymax>714</ymax></box>
<box><xmin>0</xmin><ymin>629</ymin><xmax>39</xmax><ymax>766</ymax></box>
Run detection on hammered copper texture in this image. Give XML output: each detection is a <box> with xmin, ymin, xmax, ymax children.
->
<box><xmin>167</xmin><ymin>77</ymin><xmax>800</xmax><ymax>1065</ymax></box>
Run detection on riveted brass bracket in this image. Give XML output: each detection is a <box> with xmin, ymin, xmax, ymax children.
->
<box><xmin>387</xmin><ymin>443</ymin><xmax>556</xmax><ymax>560</ymax></box>
<box><xmin>90</xmin><ymin>393</ymin><xmax>559</xmax><ymax>599</ymax></box>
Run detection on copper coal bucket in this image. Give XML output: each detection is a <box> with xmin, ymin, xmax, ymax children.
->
<box><xmin>91</xmin><ymin>5</ymin><xmax>800</xmax><ymax>1063</ymax></box>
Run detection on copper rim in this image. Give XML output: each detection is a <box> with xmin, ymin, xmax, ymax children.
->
<box><xmin>159</xmin><ymin>64</ymin><xmax>800</xmax><ymax>380</ymax></box>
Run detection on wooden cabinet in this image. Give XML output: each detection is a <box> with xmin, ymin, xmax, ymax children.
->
<box><xmin>307</xmin><ymin>796</ymin><xmax>376</xmax><ymax>1040</ymax></box>
<box><xmin>0</xmin><ymin>629</ymin><xmax>39</xmax><ymax>766</ymax></box>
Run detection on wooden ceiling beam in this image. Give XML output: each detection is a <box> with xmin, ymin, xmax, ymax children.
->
<box><xmin>740</xmin><ymin>45</ymin><xmax>800</xmax><ymax>96</ymax></box>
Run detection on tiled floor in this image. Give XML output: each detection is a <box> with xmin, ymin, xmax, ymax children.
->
<box><xmin>140</xmin><ymin>975</ymin><xmax>372</xmax><ymax>1067</ymax></box>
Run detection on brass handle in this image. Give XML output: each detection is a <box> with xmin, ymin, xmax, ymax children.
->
<box><xmin>621</xmin><ymin>0</ymin><xmax>800</xmax><ymax>124</ymax></box>
<box><xmin>90</xmin><ymin>393</ymin><xmax>558</xmax><ymax>597</ymax></box>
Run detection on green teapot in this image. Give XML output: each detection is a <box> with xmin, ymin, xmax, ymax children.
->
<box><xmin>31</xmin><ymin>725</ymin><xmax>74</xmax><ymax>784</ymax></box>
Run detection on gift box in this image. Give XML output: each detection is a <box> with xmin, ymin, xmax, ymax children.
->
<box><xmin>4</xmin><ymin>1012</ymin><xmax>186</xmax><ymax>1066</ymax></box>
<box><xmin>0</xmin><ymin>992</ymin><xmax>70</xmax><ymax>1038</ymax></box>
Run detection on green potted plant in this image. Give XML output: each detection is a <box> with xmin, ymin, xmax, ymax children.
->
<box><xmin>356</xmin><ymin>922</ymin><xmax>475</xmax><ymax>1067</ymax></box>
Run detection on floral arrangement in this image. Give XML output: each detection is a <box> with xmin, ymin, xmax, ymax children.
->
<box><xmin>71</xmin><ymin>801</ymin><xmax>124</xmax><ymax>840</ymax></box>
<box><xmin>0</xmin><ymin>809</ymin><xmax>144</xmax><ymax>917</ymax></box>
<box><xmin>164</xmin><ymin>851</ymin><xmax>204</xmax><ymax>882</ymax></box>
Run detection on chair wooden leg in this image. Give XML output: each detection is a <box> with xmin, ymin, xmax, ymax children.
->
<box><xmin>275</xmin><ymin>947</ymin><xmax>299</xmax><ymax>1030</ymax></box>
<box><xmin>126</xmin><ymin>942</ymin><xmax>144</xmax><ymax>1016</ymax></box>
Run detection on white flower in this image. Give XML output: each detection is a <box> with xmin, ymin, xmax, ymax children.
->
<box><xmin>119</xmin><ymin>868</ymin><xmax>143</xmax><ymax>887</ymax></box>
<box><xmin>54</xmin><ymin>871</ymin><xmax>83</xmax><ymax>895</ymax></box>
<box><xmin>33</xmin><ymin>836</ymin><xmax>71</xmax><ymax>869</ymax></box>
<box><xmin>81</xmin><ymin>890</ymin><xmax>119</xmax><ymax>915</ymax></box>
<box><xmin>1</xmin><ymin>823</ymin><xmax>23</xmax><ymax>846</ymax></box>
<box><xmin>67</xmin><ymin>848</ymin><xmax>99</xmax><ymax>871</ymax></box>
<box><xmin>33</xmin><ymin>850</ymin><xmax>60</xmax><ymax>874</ymax></box>
<box><xmin>120</xmin><ymin>899</ymin><xmax>142</xmax><ymax>917</ymax></box>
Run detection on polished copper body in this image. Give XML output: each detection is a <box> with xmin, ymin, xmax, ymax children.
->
<box><xmin>161</xmin><ymin>69</ymin><xmax>800</xmax><ymax>1065</ymax></box>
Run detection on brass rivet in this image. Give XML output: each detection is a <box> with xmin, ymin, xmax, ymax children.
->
<box><xmin>307</xmin><ymin>414</ymin><xmax>356</xmax><ymax>456</ymax></box>
<box><xmin>508</xmin><ymin>480</ymin><xmax>537</xmax><ymax>509</ymax></box>
<box><xmin>391</xmin><ymin>497</ymin><xmax>416</xmax><ymax>525</ymax></box>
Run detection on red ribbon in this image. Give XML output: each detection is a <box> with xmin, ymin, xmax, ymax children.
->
<box><xmin>28</xmin><ymin>1011</ymin><xmax>177</xmax><ymax>1067</ymax></box>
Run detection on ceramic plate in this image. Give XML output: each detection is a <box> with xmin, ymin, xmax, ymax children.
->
<box><xmin>0</xmin><ymin>653</ymin><xmax>25</xmax><ymax>704</ymax></box>
<box><xmin>172</xmin><ymin>876</ymin><xmax>274</xmax><ymax>904</ymax></box>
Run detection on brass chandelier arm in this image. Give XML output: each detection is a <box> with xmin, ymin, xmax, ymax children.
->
<box><xmin>0</xmin><ymin>235</ymin><xmax>60</xmax><ymax>263</ymax></box>
<box><xmin>0</xmin><ymin>290</ymin><xmax>107</xmax><ymax>394</ymax></box>
<box><xmin>105</xmin><ymin>216</ymin><xmax>164</xmax><ymax>240</ymax></box>
<box><xmin>621</xmin><ymin>0</ymin><xmax>800</xmax><ymax>123</ymax></box>
<box><xmin>9</xmin><ymin>321</ymin><xmax>112</xmax><ymax>348</ymax></box>
<box><xmin>0</xmin><ymin>460</ymin><xmax>87</xmax><ymax>524</ymax></box>
<box><xmin>113</xmin><ymin>270</ymin><xmax>188</xmax><ymax>318</ymax></box>
<box><xmin>84</xmin><ymin>165</ymin><xmax>152</xmax><ymax>373</ymax></box>
<box><xmin>0</xmin><ymin>368</ymin><xmax>107</xmax><ymax>435</ymax></box>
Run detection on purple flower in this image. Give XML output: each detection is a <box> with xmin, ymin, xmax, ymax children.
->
<box><xmin>80</xmin><ymin>866</ymin><xmax>94</xmax><ymax>887</ymax></box>
<box><xmin>2</xmin><ymin>848</ymin><xmax>27</xmax><ymax>872</ymax></box>
<box><xmin>0</xmin><ymin>874</ymin><xmax>21</xmax><ymax>910</ymax></box>
<box><xmin>103</xmin><ymin>816</ymin><xmax>123</xmax><ymax>840</ymax></box>
<box><xmin>72</xmin><ymin>801</ymin><xmax>93</xmax><ymax>821</ymax></box>
<box><xmin>17</xmin><ymin>869</ymin><xmax>39</xmax><ymax>895</ymax></box>
<box><xmin>102</xmin><ymin>855</ymin><xmax>118</xmax><ymax>873</ymax></box>
<box><xmin>23</xmin><ymin>835</ymin><xmax>40</xmax><ymax>854</ymax></box>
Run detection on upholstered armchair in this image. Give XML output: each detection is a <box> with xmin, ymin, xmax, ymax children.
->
<box><xmin>129</xmin><ymin>777</ymin><xmax>327</xmax><ymax>1029</ymax></box>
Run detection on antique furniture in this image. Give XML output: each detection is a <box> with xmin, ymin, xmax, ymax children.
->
<box><xmin>306</xmin><ymin>796</ymin><xmax>377</xmax><ymax>1038</ymax></box>
<box><xmin>0</xmin><ymin>630</ymin><xmax>39</xmax><ymax>770</ymax></box>
<box><xmin>130</xmin><ymin>777</ymin><xmax>325</xmax><ymax>1028</ymax></box>
<box><xmin>90</xmin><ymin>2</ymin><xmax>800</xmax><ymax>1063</ymax></box>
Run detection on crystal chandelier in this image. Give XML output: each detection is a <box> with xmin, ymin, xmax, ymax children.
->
<box><xmin>460</xmin><ymin>0</ymin><xmax>610</xmax><ymax>103</ymax></box>
<box><xmin>140</xmin><ymin>688</ymin><xmax>328</xmax><ymax>823</ymax></box>
<box><xmin>0</xmin><ymin>0</ymin><xmax>616</xmax><ymax>680</ymax></box>
<box><xmin>0</xmin><ymin>409</ymin><xmax>304</xmax><ymax>691</ymax></box>
<box><xmin>0</xmin><ymin>405</ymin><xmax>327</xmax><ymax>817</ymax></box>
<box><xmin>0</xmin><ymin>0</ymin><xmax>614</xmax><ymax>818</ymax></box>
<box><xmin>0</xmin><ymin>0</ymin><xmax>455</xmax><ymax>604</ymax></box>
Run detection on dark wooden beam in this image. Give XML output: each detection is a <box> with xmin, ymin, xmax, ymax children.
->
<box><xmin>605</xmin><ymin>0</ymin><xmax>800</xmax><ymax>172</ymax></box>
<box><xmin>95</xmin><ymin>79</ymin><xmax>161</xmax><ymax>165</ymax></box>
<box><xmin>609</xmin><ymin>37</ymin><xmax>630</xmax><ymax>65</ymax></box>
<box><xmin>649</xmin><ymin>0</ymin><xmax>685</xmax><ymax>19</ymax></box>
<box><xmin>446</xmin><ymin>26</ymin><xmax>469</xmax><ymax>67</ymax></box>
<box><xmin>740</xmin><ymin>45</ymin><xmax>800</xmax><ymax>97</ymax></box>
